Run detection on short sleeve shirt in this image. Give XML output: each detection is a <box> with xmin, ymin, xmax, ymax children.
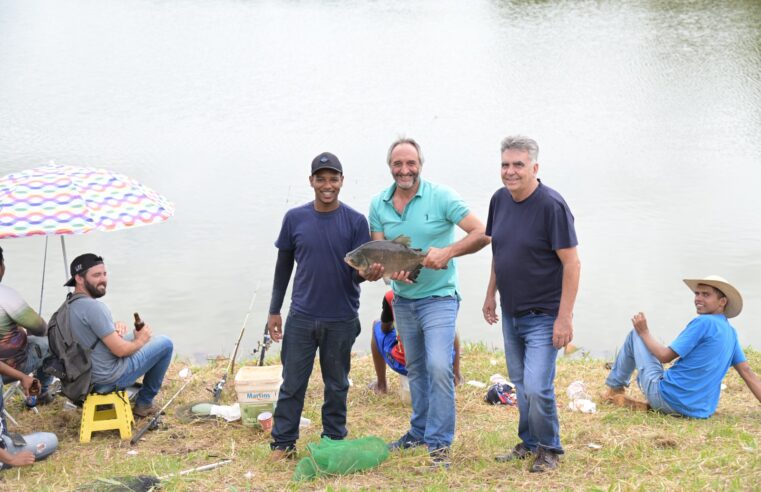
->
<box><xmin>69</xmin><ymin>297</ymin><xmax>127</xmax><ymax>385</ymax></box>
<box><xmin>369</xmin><ymin>179</ymin><xmax>469</xmax><ymax>299</ymax></box>
<box><xmin>486</xmin><ymin>183</ymin><xmax>577</xmax><ymax>316</ymax></box>
<box><xmin>0</xmin><ymin>284</ymin><xmax>47</xmax><ymax>369</ymax></box>
<box><xmin>660</xmin><ymin>314</ymin><xmax>746</xmax><ymax>418</ymax></box>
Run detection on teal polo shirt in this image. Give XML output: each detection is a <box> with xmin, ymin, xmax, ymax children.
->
<box><xmin>369</xmin><ymin>179</ymin><xmax>469</xmax><ymax>300</ymax></box>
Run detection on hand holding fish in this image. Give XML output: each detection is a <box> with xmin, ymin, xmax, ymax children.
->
<box><xmin>359</xmin><ymin>263</ymin><xmax>384</xmax><ymax>282</ymax></box>
<box><xmin>344</xmin><ymin>236</ymin><xmax>426</xmax><ymax>283</ymax></box>
<box><xmin>268</xmin><ymin>313</ymin><xmax>284</xmax><ymax>342</ymax></box>
<box><xmin>422</xmin><ymin>246</ymin><xmax>452</xmax><ymax>270</ymax></box>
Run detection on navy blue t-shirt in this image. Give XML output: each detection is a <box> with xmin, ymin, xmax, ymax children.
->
<box><xmin>485</xmin><ymin>182</ymin><xmax>578</xmax><ymax>316</ymax></box>
<box><xmin>275</xmin><ymin>202</ymin><xmax>370</xmax><ymax>320</ymax></box>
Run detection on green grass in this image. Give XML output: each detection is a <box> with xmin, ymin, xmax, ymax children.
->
<box><xmin>2</xmin><ymin>348</ymin><xmax>760</xmax><ymax>490</ymax></box>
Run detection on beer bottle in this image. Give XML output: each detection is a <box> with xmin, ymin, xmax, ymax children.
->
<box><xmin>133</xmin><ymin>312</ymin><xmax>145</xmax><ymax>331</ymax></box>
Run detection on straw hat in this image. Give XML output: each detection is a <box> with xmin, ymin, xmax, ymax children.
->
<box><xmin>683</xmin><ymin>275</ymin><xmax>743</xmax><ymax>318</ymax></box>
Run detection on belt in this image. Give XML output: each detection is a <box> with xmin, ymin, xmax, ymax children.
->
<box><xmin>514</xmin><ymin>308</ymin><xmax>552</xmax><ymax>318</ymax></box>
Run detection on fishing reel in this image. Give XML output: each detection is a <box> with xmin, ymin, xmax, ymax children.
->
<box><xmin>251</xmin><ymin>334</ymin><xmax>272</xmax><ymax>359</ymax></box>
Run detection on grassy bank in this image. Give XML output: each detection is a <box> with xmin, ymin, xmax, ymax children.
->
<box><xmin>2</xmin><ymin>345</ymin><xmax>760</xmax><ymax>491</ymax></box>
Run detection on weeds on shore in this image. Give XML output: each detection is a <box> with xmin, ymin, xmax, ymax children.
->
<box><xmin>1</xmin><ymin>345</ymin><xmax>759</xmax><ymax>490</ymax></box>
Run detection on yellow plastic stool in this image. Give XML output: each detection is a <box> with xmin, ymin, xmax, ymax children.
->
<box><xmin>80</xmin><ymin>391</ymin><xmax>135</xmax><ymax>443</ymax></box>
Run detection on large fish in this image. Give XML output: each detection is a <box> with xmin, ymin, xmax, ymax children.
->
<box><xmin>344</xmin><ymin>235</ymin><xmax>428</xmax><ymax>283</ymax></box>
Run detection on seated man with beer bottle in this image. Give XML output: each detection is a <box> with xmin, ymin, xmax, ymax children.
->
<box><xmin>65</xmin><ymin>254</ymin><xmax>174</xmax><ymax>418</ymax></box>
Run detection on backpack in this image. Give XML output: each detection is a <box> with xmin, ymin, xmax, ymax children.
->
<box><xmin>42</xmin><ymin>292</ymin><xmax>97</xmax><ymax>404</ymax></box>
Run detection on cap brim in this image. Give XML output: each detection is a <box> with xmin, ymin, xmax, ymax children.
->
<box><xmin>311</xmin><ymin>166</ymin><xmax>342</xmax><ymax>175</ymax></box>
<box><xmin>63</xmin><ymin>277</ymin><xmax>75</xmax><ymax>287</ymax></box>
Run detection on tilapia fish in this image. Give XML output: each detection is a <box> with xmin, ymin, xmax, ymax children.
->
<box><xmin>344</xmin><ymin>235</ymin><xmax>427</xmax><ymax>283</ymax></box>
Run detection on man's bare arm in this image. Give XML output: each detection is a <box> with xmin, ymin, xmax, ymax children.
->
<box><xmin>631</xmin><ymin>313</ymin><xmax>678</xmax><ymax>363</ymax></box>
<box><xmin>101</xmin><ymin>325</ymin><xmax>152</xmax><ymax>358</ymax></box>
<box><xmin>482</xmin><ymin>258</ymin><xmax>499</xmax><ymax>325</ymax></box>
<box><xmin>734</xmin><ymin>361</ymin><xmax>761</xmax><ymax>404</ymax></box>
<box><xmin>423</xmin><ymin>213</ymin><xmax>490</xmax><ymax>270</ymax></box>
<box><xmin>551</xmin><ymin>247</ymin><xmax>581</xmax><ymax>348</ymax></box>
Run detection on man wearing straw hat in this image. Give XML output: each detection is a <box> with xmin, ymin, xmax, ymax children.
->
<box><xmin>602</xmin><ymin>275</ymin><xmax>761</xmax><ymax>418</ymax></box>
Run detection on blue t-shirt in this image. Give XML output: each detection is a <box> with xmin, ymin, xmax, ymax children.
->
<box><xmin>369</xmin><ymin>179</ymin><xmax>470</xmax><ymax>299</ymax></box>
<box><xmin>660</xmin><ymin>314</ymin><xmax>746</xmax><ymax>418</ymax></box>
<box><xmin>276</xmin><ymin>202</ymin><xmax>369</xmax><ymax>320</ymax></box>
<box><xmin>485</xmin><ymin>182</ymin><xmax>578</xmax><ymax>316</ymax></box>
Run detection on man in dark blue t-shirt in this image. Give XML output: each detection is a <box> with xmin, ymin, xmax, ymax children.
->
<box><xmin>602</xmin><ymin>275</ymin><xmax>761</xmax><ymax>419</ymax></box>
<box><xmin>483</xmin><ymin>135</ymin><xmax>580</xmax><ymax>473</ymax></box>
<box><xmin>267</xmin><ymin>152</ymin><xmax>372</xmax><ymax>459</ymax></box>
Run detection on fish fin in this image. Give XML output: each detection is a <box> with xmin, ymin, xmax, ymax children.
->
<box><xmin>391</xmin><ymin>235</ymin><xmax>412</xmax><ymax>247</ymax></box>
<box><xmin>407</xmin><ymin>264</ymin><xmax>424</xmax><ymax>283</ymax></box>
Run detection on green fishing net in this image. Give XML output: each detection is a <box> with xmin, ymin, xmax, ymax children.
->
<box><xmin>293</xmin><ymin>436</ymin><xmax>389</xmax><ymax>481</ymax></box>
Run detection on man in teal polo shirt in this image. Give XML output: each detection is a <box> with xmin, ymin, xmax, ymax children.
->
<box><xmin>369</xmin><ymin>137</ymin><xmax>489</xmax><ymax>467</ymax></box>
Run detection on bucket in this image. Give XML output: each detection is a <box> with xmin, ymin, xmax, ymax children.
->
<box><xmin>399</xmin><ymin>375</ymin><xmax>411</xmax><ymax>405</ymax></box>
<box><xmin>234</xmin><ymin>365</ymin><xmax>283</xmax><ymax>405</ymax></box>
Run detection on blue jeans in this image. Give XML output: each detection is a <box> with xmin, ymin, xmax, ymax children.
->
<box><xmin>502</xmin><ymin>311</ymin><xmax>563</xmax><ymax>454</ymax></box>
<box><xmin>271</xmin><ymin>311</ymin><xmax>360</xmax><ymax>449</ymax></box>
<box><xmin>0</xmin><ymin>432</ymin><xmax>58</xmax><ymax>469</ymax></box>
<box><xmin>1</xmin><ymin>336</ymin><xmax>54</xmax><ymax>395</ymax></box>
<box><xmin>393</xmin><ymin>295</ymin><xmax>459</xmax><ymax>451</ymax></box>
<box><xmin>92</xmin><ymin>335</ymin><xmax>173</xmax><ymax>407</ymax></box>
<box><xmin>605</xmin><ymin>330</ymin><xmax>678</xmax><ymax>414</ymax></box>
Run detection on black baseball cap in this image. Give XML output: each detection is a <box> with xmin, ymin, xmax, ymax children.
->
<box><xmin>64</xmin><ymin>253</ymin><xmax>104</xmax><ymax>287</ymax></box>
<box><xmin>311</xmin><ymin>152</ymin><xmax>343</xmax><ymax>175</ymax></box>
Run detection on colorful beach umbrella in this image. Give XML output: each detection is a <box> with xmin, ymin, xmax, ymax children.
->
<box><xmin>0</xmin><ymin>164</ymin><xmax>175</xmax><ymax>239</ymax></box>
<box><xmin>0</xmin><ymin>163</ymin><xmax>175</xmax><ymax>311</ymax></box>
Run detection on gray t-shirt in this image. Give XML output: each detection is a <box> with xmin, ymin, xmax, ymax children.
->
<box><xmin>69</xmin><ymin>297</ymin><xmax>127</xmax><ymax>385</ymax></box>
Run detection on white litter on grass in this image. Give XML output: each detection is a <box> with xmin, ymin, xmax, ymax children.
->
<box><xmin>127</xmin><ymin>450</ymin><xmax>138</xmax><ymax>456</ymax></box>
<box><xmin>210</xmin><ymin>403</ymin><xmax>241</xmax><ymax>422</ymax></box>
<box><xmin>489</xmin><ymin>359</ymin><xmax>498</xmax><ymax>366</ymax></box>
<box><xmin>742</xmin><ymin>446</ymin><xmax>754</xmax><ymax>452</ymax></box>
<box><xmin>568</xmin><ymin>399</ymin><xmax>597</xmax><ymax>413</ymax></box>
<box><xmin>348</xmin><ymin>378</ymin><xmax>353</xmax><ymax>387</ymax></box>
<box><xmin>489</xmin><ymin>374</ymin><xmax>508</xmax><ymax>385</ymax></box>
<box><xmin>300</xmin><ymin>417</ymin><xmax>312</xmax><ymax>428</ymax></box>
<box><xmin>587</xmin><ymin>443</ymin><xmax>602</xmax><ymax>450</ymax></box>
<box><xmin>466</xmin><ymin>380</ymin><xmax>487</xmax><ymax>388</ymax></box>
<box><xmin>721</xmin><ymin>383</ymin><xmax>727</xmax><ymax>391</ymax></box>
<box><xmin>244</xmin><ymin>471</ymin><xmax>254</xmax><ymax>479</ymax></box>
<box><xmin>179</xmin><ymin>367</ymin><xmax>191</xmax><ymax>379</ymax></box>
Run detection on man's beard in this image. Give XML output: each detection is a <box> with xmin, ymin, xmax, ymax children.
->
<box><xmin>84</xmin><ymin>279</ymin><xmax>106</xmax><ymax>299</ymax></box>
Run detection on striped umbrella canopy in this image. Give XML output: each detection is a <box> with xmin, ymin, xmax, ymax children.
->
<box><xmin>0</xmin><ymin>164</ymin><xmax>175</xmax><ymax>239</ymax></box>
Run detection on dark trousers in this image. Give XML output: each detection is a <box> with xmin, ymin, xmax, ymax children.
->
<box><xmin>270</xmin><ymin>311</ymin><xmax>360</xmax><ymax>449</ymax></box>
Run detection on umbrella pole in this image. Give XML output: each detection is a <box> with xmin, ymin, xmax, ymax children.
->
<box><xmin>60</xmin><ymin>236</ymin><xmax>69</xmax><ymax>284</ymax></box>
<box><xmin>39</xmin><ymin>236</ymin><xmax>49</xmax><ymax>313</ymax></box>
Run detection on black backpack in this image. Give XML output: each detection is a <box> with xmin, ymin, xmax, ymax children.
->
<box><xmin>42</xmin><ymin>292</ymin><xmax>97</xmax><ymax>404</ymax></box>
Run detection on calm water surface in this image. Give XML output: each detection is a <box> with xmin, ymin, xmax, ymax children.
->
<box><xmin>1</xmin><ymin>0</ymin><xmax>760</xmax><ymax>361</ymax></box>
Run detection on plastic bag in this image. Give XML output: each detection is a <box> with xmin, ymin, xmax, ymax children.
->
<box><xmin>293</xmin><ymin>436</ymin><xmax>389</xmax><ymax>481</ymax></box>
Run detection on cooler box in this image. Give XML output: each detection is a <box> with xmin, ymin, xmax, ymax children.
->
<box><xmin>235</xmin><ymin>365</ymin><xmax>283</xmax><ymax>427</ymax></box>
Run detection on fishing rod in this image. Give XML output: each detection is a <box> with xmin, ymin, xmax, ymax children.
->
<box><xmin>157</xmin><ymin>459</ymin><xmax>232</xmax><ymax>480</ymax></box>
<box><xmin>252</xmin><ymin>322</ymin><xmax>272</xmax><ymax>367</ymax></box>
<box><xmin>131</xmin><ymin>375</ymin><xmax>193</xmax><ymax>445</ymax></box>
<box><xmin>211</xmin><ymin>282</ymin><xmax>261</xmax><ymax>402</ymax></box>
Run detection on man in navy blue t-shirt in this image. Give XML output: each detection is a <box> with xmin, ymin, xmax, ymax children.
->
<box><xmin>603</xmin><ymin>275</ymin><xmax>761</xmax><ymax>419</ymax></box>
<box><xmin>483</xmin><ymin>135</ymin><xmax>580</xmax><ymax>473</ymax></box>
<box><xmin>267</xmin><ymin>152</ymin><xmax>372</xmax><ymax>459</ymax></box>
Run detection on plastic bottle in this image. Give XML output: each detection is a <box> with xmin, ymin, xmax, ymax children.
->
<box><xmin>566</xmin><ymin>380</ymin><xmax>590</xmax><ymax>400</ymax></box>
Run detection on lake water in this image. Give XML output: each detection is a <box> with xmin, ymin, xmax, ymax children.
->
<box><xmin>1</xmin><ymin>0</ymin><xmax>760</xmax><ymax>362</ymax></box>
